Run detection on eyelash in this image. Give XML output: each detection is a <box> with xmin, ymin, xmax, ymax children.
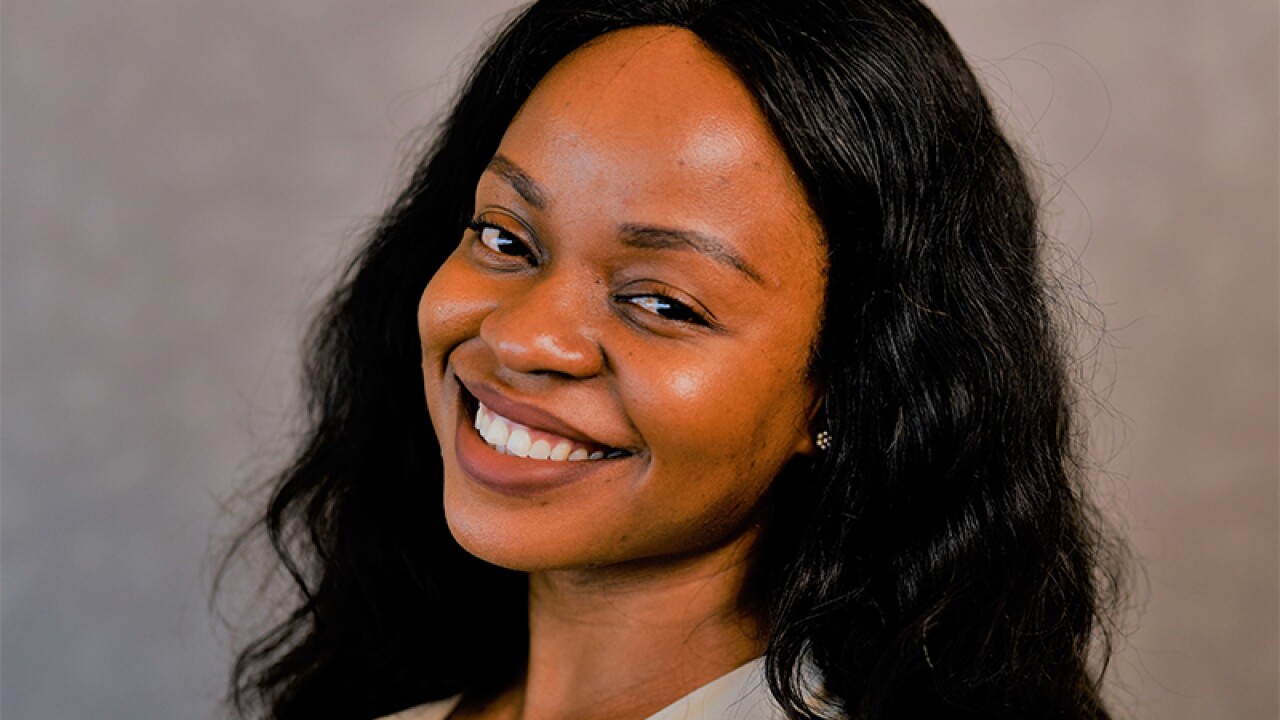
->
<box><xmin>468</xmin><ymin>219</ymin><xmax>535</xmax><ymax>262</ymax></box>
<box><xmin>613</xmin><ymin>293</ymin><xmax>710</xmax><ymax>326</ymax></box>
<box><xmin>466</xmin><ymin>217</ymin><xmax>713</xmax><ymax>328</ymax></box>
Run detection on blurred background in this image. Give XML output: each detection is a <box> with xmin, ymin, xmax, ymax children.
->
<box><xmin>2</xmin><ymin>1</ymin><xmax>1275</xmax><ymax>718</ymax></box>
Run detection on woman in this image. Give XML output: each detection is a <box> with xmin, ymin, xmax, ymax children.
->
<box><xmin>222</xmin><ymin>1</ymin><xmax>1124</xmax><ymax>718</ymax></box>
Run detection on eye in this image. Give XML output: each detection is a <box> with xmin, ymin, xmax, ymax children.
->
<box><xmin>468</xmin><ymin>219</ymin><xmax>536</xmax><ymax>262</ymax></box>
<box><xmin>617</xmin><ymin>293</ymin><xmax>710</xmax><ymax>326</ymax></box>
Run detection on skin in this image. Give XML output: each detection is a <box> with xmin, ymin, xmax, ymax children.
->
<box><xmin>418</xmin><ymin>26</ymin><xmax>827</xmax><ymax>720</ymax></box>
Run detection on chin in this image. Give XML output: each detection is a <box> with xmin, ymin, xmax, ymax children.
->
<box><xmin>442</xmin><ymin>477</ymin><xmax>766</xmax><ymax>578</ymax></box>
<box><xmin>441</xmin><ymin>474</ymin><xmax>603</xmax><ymax>571</ymax></box>
<box><xmin>444</xmin><ymin>511</ymin><xmax>545</xmax><ymax>572</ymax></box>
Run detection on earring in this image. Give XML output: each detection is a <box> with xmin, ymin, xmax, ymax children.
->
<box><xmin>815</xmin><ymin>430</ymin><xmax>831</xmax><ymax>451</ymax></box>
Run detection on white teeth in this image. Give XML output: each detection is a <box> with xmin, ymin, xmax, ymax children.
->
<box><xmin>473</xmin><ymin>401</ymin><xmax>622</xmax><ymax>462</ymax></box>
<box><xmin>483</xmin><ymin>415</ymin><xmax>510</xmax><ymax>448</ymax></box>
<box><xmin>528</xmin><ymin>439</ymin><xmax>551</xmax><ymax>460</ymax></box>
<box><xmin>506</xmin><ymin>427</ymin><xmax>532</xmax><ymax>457</ymax></box>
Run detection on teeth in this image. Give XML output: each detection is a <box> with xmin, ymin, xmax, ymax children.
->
<box><xmin>483</xmin><ymin>415</ymin><xmax>510</xmax><ymax>448</ymax></box>
<box><xmin>472</xmin><ymin>401</ymin><xmax>623</xmax><ymax>462</ymax></box>
<box><xmin>506</xmin><ymin>428</ymin><xmax>532</xmax><ymax>458</ymax></box>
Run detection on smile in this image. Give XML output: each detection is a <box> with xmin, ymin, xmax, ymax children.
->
<box><xmin>473</xmin><ymin>402</ymin><xmax>626</xmax><ymax>461</ymax></box>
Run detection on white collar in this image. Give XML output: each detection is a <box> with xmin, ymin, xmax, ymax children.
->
<box><xmin>380</xmin><ymin>657</ymin><xmax>785</xmax><ymax>720</ymax></box>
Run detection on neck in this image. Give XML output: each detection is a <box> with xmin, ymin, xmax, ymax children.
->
<box><xmin>501</xmin><ymin>533</ymin><xmax>766</xmax><ymax>720</ymax></box>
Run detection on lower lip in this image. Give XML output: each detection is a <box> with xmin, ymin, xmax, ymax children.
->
<box><xmin>453</xmin><ymin>399</ymin><xmax>621</xmax><ymax>497</ymax></box>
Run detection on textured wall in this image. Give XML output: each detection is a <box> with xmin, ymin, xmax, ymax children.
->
<box><xmin>2</xmin><ymin>2</ymin><xmax>1275</xmax><ymax>718</ymax></box>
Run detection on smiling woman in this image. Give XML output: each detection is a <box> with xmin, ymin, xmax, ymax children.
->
<box><xmin>421</xmin><ymin>29</ymin><xmax>824</xmax><ymax>577</ymax></box>
<box><xmin>220</xmin><ymin>1</ymin><xmax>1124</xmax><ymax>719</ymax></box>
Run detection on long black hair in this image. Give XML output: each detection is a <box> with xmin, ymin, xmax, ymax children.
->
<box><xmin>220</xmin><ymin>1</ymin><xmax>1125</xmax><ymax>717</ymax></box>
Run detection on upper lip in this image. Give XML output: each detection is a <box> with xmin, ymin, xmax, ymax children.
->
<box><xmin>457</xmin><ymin>376</ymin><xmax>626</xmax><ymax>452</ymax></box>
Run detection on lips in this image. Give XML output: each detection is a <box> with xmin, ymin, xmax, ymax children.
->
<box><xmin>451</xmin><ymin>376</ymin><xmax>634</xmax><ymax>495</ymax></box>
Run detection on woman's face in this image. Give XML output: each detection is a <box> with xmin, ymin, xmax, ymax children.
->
<box><xmin>418</xmin><ymin>27</ymin><xmax>827</xmax><ymax>571</ymax></box>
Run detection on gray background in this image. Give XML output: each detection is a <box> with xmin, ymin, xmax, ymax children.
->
<box><xmin>2</xmin><ymin>1</ymin><xmax>1276</xmax><ymax>718</ymax></box>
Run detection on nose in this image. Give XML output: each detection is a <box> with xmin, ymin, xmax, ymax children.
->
<box><xmin>479</xmin><ymin>269</ymin><xmax>604</xmax><ymax>379</ymax></box>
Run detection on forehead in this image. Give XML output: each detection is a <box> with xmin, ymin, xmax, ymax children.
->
<box><xmin>492</xmin><ymin>26</ymin><xmax>824</xmax><ymax>287</ymax></box>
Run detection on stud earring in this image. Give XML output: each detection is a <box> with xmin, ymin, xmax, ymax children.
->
<box><xmin>815</xmin><ymin>430</ymin><xmax>831</xmax><ymax>451</ymax></box>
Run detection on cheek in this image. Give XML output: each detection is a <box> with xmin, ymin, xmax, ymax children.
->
<box><xmin>609</xmin><ymin>359</ymin><xmax>809</xmax><ymax>558</ymax></box>
<box><xmin>632</xmin><ymin>355</ymin><xmax>811</xmax><ymax>471</ymax></box>
<box><xmin>665</xmin><ymin>367</ymin><xmax>702</xmax><ymax>402</ymax></box>
<box><xmin>417</xmin><ymin>252</ymin><xmax>497</xmax><ymax>437</ymax></box>
<box><xmin>417</xmin><ymin>253</ymin><xmax>489</xmax><ymax>367</ymax></box>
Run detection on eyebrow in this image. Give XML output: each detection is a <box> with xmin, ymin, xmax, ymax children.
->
<box><xmin>485</xmin><ymin>153</ymin><xmax>548</xmax><ymax>210</ymax></box>
<box><xmin>484</xmin><ymin>153</ymin><xmax>764</xmax><ymax>285</ymax></box>
<box><xmin>620</xmin><ymin>224</ymin><xmax>764</xmax><ymax>285</ymax></box>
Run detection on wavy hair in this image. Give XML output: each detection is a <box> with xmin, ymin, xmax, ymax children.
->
<box><xmin>219</xmin><ymin>1</ymin><xmax>1125</xmax><ymax>717</ymax></box>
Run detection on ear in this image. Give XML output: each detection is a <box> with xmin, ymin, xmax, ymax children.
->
<box><xmin>792</xmin><ymin>382</ymin><xmax>826</xmax><ymax>456</ymax></box>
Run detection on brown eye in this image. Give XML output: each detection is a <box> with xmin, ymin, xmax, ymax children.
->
<box><xmin>619</xmin><ymin>294</ymin><xmax>709</xmax><ymax>326</ymax></box>
<box><xmin>469</xmin><ymin>220</ymin><xmax>532</xmax><ymax>259</ymax></box>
